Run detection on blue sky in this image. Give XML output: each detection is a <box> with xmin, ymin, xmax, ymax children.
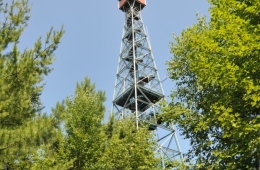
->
<box><xmin>20</xmin><ymin>0</ymin><xmax>210</xmax><ymax>154</ymax></box>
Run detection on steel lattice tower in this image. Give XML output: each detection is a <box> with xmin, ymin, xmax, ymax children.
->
<box><xmin>112</xmin><ymin>0</ymin><xmax>183</xmax><ymax>168</ymax></box>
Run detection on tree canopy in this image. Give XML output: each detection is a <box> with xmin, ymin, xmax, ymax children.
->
<box><xmin>164</xmin><ymin>0</ymin><xmax>260</xmax><ymax>169</ymax></box>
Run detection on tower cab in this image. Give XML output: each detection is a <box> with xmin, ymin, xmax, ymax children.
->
<box><xmin>118</xmin><ymin>0</ymin><xmax>146</xmax><ymax>11</ymax></box>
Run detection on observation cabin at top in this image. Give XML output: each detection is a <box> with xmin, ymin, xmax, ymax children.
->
<box><xmin>118</xmin><ymin>0</ymin><xmax>146</xmax><ymax>12</ymax></box>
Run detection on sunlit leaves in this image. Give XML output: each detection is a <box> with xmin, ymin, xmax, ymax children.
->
<box><xmin>98</xmin><ymin>117</ymin><xmax>159</xmax><ymax>170</ymax></box>
<box><xmin>165</xmin><ymin>0</ymin><xmax>260</xmax><ymax>169</ymax></box>
<box><xmin>59</xmin><ymin>78</ymin><xmax>159</xmax><ymax>170</ymax></box>
<box><xmin>59</xmin><ymin>77</ymin><xmax>106</xmax><ymax>169</ymax></box>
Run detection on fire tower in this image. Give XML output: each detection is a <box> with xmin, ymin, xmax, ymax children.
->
<box><xmin>112</xmin><ymin>0</ymin><xmax>183</xmax><ymax>168</ymax></box>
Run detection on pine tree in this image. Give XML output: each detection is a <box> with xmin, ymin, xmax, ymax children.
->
<box><xmin>0</xmin><ymin>0</ymin><xmax>64</xmax><ymax>168</ymax></box>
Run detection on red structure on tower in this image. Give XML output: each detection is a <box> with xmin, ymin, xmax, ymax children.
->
<box><xmin>119</xmin><ymin>0</ymin><xmax>146</xmax><ymax>10</ymax></box>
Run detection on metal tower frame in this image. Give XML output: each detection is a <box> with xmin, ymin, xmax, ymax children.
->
<box><xmin>112</xmin><ymin>0</ymin><xmax>183</xmax><ymax>168</ymax></box>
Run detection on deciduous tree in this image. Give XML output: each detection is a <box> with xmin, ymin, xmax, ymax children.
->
<box><xmin>59</xmin><ymin>78</ymin><xmax>159</xmax><ymax>170</ymax></box>
<box><xmin>60</xmin><ymin>77</ymin><xmax>106</xmax><ymax>169</ymax></box>
<box><xmin>98</xmin><ymin>116</ymin><xmax>159</xmax><ymax>170</ymax></box>
<box><xmin>164</xmin><ymin>0</ymin><xmax>260</xmax><ymax>169</ymax></box>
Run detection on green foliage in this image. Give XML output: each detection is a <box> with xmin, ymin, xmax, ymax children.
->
<box><xmin>0</xmin><ymin>0</ymin><xmax>64</xmax><ymax>128</ymax></box>
<box><xmin>0</xmin><ymin>114</ymin><xmax>66</xmax><ymax>169</ymax></box>
<box><xmin>60</xmin><ymin>77</ymin><xmax>106</xmax><ymax>169</ymax></box>
<box><xmin>0</xmin><ymin>0</ymin><xmax>64</xmax><ymax>168</ymax></box>
<box><xmin>58</xmin><ymin>78</ymin><xmax>159</xmax><ymax>170</ymax></box>
<box><xmin>98</xmin><ymin>116</ymin><xmax>160</xmax><ymax>170</ymax></box>
<box><xmin>164</xmin><ymin>0</ymin><xmax>260</xmax><ymax>169</ymax></box>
